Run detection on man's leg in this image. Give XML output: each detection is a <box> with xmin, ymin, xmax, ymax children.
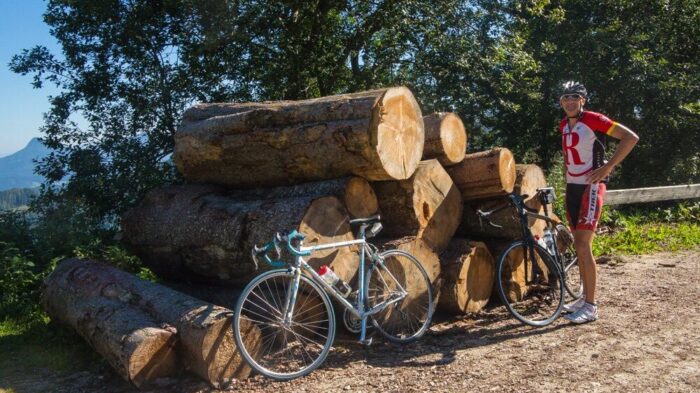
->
<box><xmin>574</xmin><ymin>229</ymin><xmax>596</xmax><ymax>304</ymax></box>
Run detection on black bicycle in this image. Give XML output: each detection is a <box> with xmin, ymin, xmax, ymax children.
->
<box><xmin>478</xmin><ymin>187</ymin><xmax>582</xmax><ymax>326</ymax></box>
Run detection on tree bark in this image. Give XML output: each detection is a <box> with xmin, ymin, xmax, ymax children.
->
<box><xmin>438</xmin><ymin>240</ymin><xmax>495</xmax><ymax>314</ymax></box>
<box><xmin>422</xmin><ymin>112</ymin><xmax>467</xmax><ymax>166</ymax></box>
<box><xmin>121</xmin><ymin>185</ymin><xmax>358</xmax><ymax>285</ymax></box>
<box><xmin>446</xmin><ymin>148</ymin><xmax>516</xmax><ymax>201</ymax></box>
<box><xmin>174</xmin><ymin>87</ymin><xmax>424</xmax><ymax>187</ymax></box>
<box><xmin>458</xmin><ymin>164</ymin><xmax>548</xmax><ymax>239</ymax></box>
<box><xmin>43</xmin><ymin>258</ymin><xmax>262</xmax><ymax>387</ymax></box>
<box><xmin>42</xmin><ymin>268</ymin><xmax>179</xmax><ymax>388</ymax></box>
<box><xmin>226</xmin><ymin>176</ymin><xmax>378</xmax><ymax>219</ymax></box>
<box><xmin>372</xmin><ymin>159</ymin><xmax>463</xmax><ymax>253</ymax></box>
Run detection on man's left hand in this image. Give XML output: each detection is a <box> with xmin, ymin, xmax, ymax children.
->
<box><xmin>587</xmin><ymin>164</ymin><xmax>614</xmax><ymax>183</ymax></box>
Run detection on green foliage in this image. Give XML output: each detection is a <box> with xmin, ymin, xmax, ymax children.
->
<box><xmin>594</xmin><ymin>202</ymin><xmax>700</xmax><ymax>255</ymax></box>
<box><xmin>0</xmin><ymin>243</ymin><xmax>44</xmax><ymax>319</ymax></box>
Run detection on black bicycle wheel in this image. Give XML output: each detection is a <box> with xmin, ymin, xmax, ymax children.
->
<box><xmin>496</xmin><ymin>241</ymin><xmax>564</xmax><ymax>327</ymax></box>
<box><xmin>233</xmin><ymin>269</ymin><xmax>336</xmax><ymax>381</ymax></box>
<box><xmin>365</xmin><ymin>249</ymin><xmax>434</xmax><ymax>343</ymax></box>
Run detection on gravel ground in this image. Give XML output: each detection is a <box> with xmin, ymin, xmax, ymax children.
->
<box><xmin>3</xmin><ymin>249</ymin><xmax>698</xmax><ymax>393</ymax></box>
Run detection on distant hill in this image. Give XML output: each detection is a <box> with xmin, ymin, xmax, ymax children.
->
<box><xmin>0</xmin><ymin>187</ymin><xmax>39</xmax><ymax>210</ymax></box>
<box><xmin>0</xmin><ymin>138</ymin><xmax>50</xmax><ymax>191</ymax></box>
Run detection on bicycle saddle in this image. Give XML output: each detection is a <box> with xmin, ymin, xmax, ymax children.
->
<box><xmin>349</xmin><ymin>214</ymin><xmax>381</xmax><ymax>226</ymax></box>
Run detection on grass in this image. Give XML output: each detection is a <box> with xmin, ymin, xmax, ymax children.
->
<box><xmin>0</xmin><ymin>316</ymin><xmax>103</xmax><ymax>391</ymax></box>
<box><xmin>594</xmin><ymin>201</ymin><xmax>700</xmax><ymax>255</ymax></box>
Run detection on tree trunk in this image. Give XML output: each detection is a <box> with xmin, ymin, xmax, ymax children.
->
<box><xmin>42</xmin><ymin>268</ymin><xmax>179</xmax><ymax>388</ymax></box>
<box><xmin>438</xmin><ymin>240</ymin><xmax>495</xmax><ymax>314</ymax></box>
<box><xmin>121</xmin><ymin>185</ymin><xmax>358</xmax><ymax>285</ymax></box>
<box><xmin>227</xmin><ymin>176</ymin><xmax>378</xmax><ymax>219</ymax></box>
<box><xmin>458</xmin><ymin>164</ymin><xmax>548</xmax><ymax>239</ymax></box>
<box><xmin>422</xmin><ymin>112</ymin><xmax>467</xmax><ymax>166</ymax></box>
<box><xmin>446</xmin><ymin>148</ymin><xmax>516</xmax><ymax>201</ymax></box>
<box><xmin>43</xmin><ymin>258</ymin><xmax>262</xmax><ymax>387</ymax></box>
<box><xmin>174</xmin><ymin>87</ymin><xmax>424</xmax><ymax>187</ymax></box>
<box><xmin>372</xmin><ymin>159</ymin><xmax>463</xmax><ymax>253</ymax></box>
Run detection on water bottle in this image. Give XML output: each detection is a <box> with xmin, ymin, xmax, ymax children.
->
<box><xmin>318</xmin><ymin>265</ymin><xmax>351</xmax><ymax>297</ymax></box>
<box><xmin>542</xmin><ymin>229</ymin><xmax>556</xmax><ymax>255</ymax></box>
<box><xmin>534</xmin><ymin>234</ymin><xmax>548</xmax><ymax>250</ymax></box>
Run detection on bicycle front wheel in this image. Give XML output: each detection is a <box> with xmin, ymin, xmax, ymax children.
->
<box><xmin>233</xmin><ymin>269</ymin><xmax>336</xmax><ymax>381</ymax></box>
<box><xmin>496</xmin><ymin>241</ymin><xmax>564</xmax><ymax>327</ymax></box>
<box><xmin>365</xmin><ymin>250</ymin><xmax>434</xmax><ymax>343</ymax></box>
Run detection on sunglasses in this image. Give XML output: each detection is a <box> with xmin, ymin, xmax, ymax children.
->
<box><xmin>560</xmin><ymin>94</ymin><xmax>583</xmax><ymax>101</ymax></box>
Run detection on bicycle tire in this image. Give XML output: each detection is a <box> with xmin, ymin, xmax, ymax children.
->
<box><xmin>233</xmin><ymin>269</ymin><xmax>336</xmax><ymax>381</ymax></box>
<box><xmin>562</xmin><ymin>249</ymin><xmax>583</xmax><ymax>299</ymax></box>
<box><xmin>496</xmin><ymin>241</ymin><xmax>564</xmax><ymax>327</ymax></box>
<box><xmin>365</xmin><ymin>249</ymin><xmax>434</xmax><ymax>343</ymax></box>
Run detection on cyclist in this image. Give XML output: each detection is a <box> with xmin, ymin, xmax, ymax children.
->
<box><xmin>558</xmin><ymin>81</ymin><xmax>639</xmax><ymax>323</ymax></box>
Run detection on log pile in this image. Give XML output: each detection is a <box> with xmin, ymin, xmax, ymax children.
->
<box><xmin>44</xmin><ymin>86</ymin><xmax>570</xmax><ymax>387</ymax></box>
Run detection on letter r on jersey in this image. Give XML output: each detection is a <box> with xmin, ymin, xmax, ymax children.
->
<box><xmin>563</xmin><ymin>133</ymin><xmax>584</xmax><ymax>165</ymax></box>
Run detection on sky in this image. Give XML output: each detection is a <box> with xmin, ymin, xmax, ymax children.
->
<box><xmin>0</xmin><ymin>1</ymin><xmax>62</xmax><ymax>157</ymax></box>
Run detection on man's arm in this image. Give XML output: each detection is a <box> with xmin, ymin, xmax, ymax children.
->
<box><xmin>587</xmin><ymin>123</ymin><xmax>639</xmax><ymax>183</ymax></box>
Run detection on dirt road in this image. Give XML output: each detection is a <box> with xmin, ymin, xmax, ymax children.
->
<box><xmin>3</xmin><ymin>249</ymin><xmax>699</xmax><ymax>392</ymax></box>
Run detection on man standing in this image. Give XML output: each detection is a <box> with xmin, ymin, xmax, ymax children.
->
<box><xmin>558</xmin><ymin>82</ymin><xmax>639</xmax><ymax>323</ymax></box>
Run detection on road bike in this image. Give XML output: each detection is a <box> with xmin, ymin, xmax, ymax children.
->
<box><xmin>232</xmin><ymin>215</ymin><xmax>434</xmax><ymax>380</ymax></box>
<box><xmin>477</xmin><ymin>187</ymin><xmax>582</xmax><ymax>326</ymax></box>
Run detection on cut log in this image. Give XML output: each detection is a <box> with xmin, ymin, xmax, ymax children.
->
<box><xmin>42</xmin><ymin>270</ymin><xmax>179</xmax><ymax>388</ymax></box>
<box><xmin>486</xmin><ymin>241</ymin><xmax>549</xmax><ymax>303</ymax></box>
<box><xmin>121</xmin><ymin>185</ymin><xmax>358</xmax><ymax>285</ymax></box>
<box><xmin>377</xmin><ymin>237</ymin><xmax>441</xmax><ymax>289</ymax></box>
<box><xmin>458</xmin><ymin>164</ymin><xmax>548</xmax><ymax>239</ymax></box>
<box><xmin>174</xmin><ymin>87</ymin><xmax>425</xmax><ymax>187</ymax></box>
<box><xmin>372</xmin><ymin>159</ymin><xmax>463</xmax><ymax>253</ymax></box>
<box><xmin>227</xmin><ymin>176</ymin><xmax>378</xmax><ymax>219</ymax></box>
<box><xmin>43</xmin><ymin>258</ymin><xmax>261</xmax><ymax>387</ymax></box>
<box><xmin>446</xmin><ymin>148</ymin><xmax>516</xmax><ymax>201</ymax></box>
<box><xmin>422</xmin><ymin>112</ymin><xmax>467</xmax><ymax>166</ymax></box>
<box><xmin>438</xmin><ymin>240</ymin><xmax>495</xmax><ymax>314</ymax></box>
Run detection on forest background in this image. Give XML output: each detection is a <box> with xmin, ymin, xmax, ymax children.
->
<box><xmin>1</xmin><ymin>0</ymin><xmax>698</xmax><ymax>335</ymax></box>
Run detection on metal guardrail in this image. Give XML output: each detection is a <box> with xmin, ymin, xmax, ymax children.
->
<box><xmin>606</xmin><ymin>184</ymin><xmax>700</xmax><ymax>206</ymax></box>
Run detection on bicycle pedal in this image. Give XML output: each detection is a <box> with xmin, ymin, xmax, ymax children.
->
<box><xmin>359</xmin><ymin>337</ymin><xmax>373</xmax><ymax>346</ymax></box>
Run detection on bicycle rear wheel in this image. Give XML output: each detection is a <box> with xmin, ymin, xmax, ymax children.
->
<box><xmin>365</xmin><ymin>249</ymin><xmax>434</xmax><ymax>343</ymax></box>
<box><xmin>562</xmin><ymin>246</ymin><xmax>583</xmax><ymax>299</ymax></box>
<box><xmin>233</xmin><ymin>269</ymin><xmax>335</xmax><ymax>381</ymax></box>
<box><xmin>496</xmin><ymin>241</ymin><xmax>564</xmax><ymax>327</ymax></box>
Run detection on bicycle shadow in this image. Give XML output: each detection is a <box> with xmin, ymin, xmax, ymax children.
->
<box><xmin>323</xmin><ymin>308</ymin><xmax>574</xmax><ymax>371</ymax></box>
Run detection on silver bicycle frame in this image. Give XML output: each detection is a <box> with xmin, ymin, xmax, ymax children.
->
<box><xmin>293</xmin><ymin>237</ymin><xmax>408</xmax><ymax>343</ymax></box>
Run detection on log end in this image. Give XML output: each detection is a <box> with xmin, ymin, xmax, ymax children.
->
<box><xmin>127</xmin><ymin>328</ymin><xmax>180</xmax><ymax>388</ymax></box>
<box><xmin>497</xmin><ymin>148</ymin><xmax>517</xmax><ymax>194</ymax></box>
<box><xmin>372</xmin><ymin>87</ymin><xmax>425</xmax><ymax>180</ymax></box>
<box><xmin>438</xmin><ymin>113</ymin><xmax>467</xmax><ymax>165</ymax></box>
<box><xmin>344</xmin><ymin>177</ymin><xmax>379</xmax><ymax>219</ymax></box>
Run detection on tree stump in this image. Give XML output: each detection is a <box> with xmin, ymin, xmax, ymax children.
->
<box><xmin>121</xmin><ymin>185</ymin><xmax>358</xmax><ymax>285</ymax></box>
<box><xmin>446</xmin><ymin>148</ymin><xmax>516</xmax><ymax>201</ymax></box>
<box><xmin>422</xmin><ymin>112</ymin><xmax>467</xmax><ymax>166</ymax></box>
<box><xmin>438</xmin><ymin>240</ymin><xmax>495</xmax><ymax>314</ymax></box>
<box><xmin>372</xmin><ymin>159</ymin><xmax>463</xmax><ymax>253</ymax></box>
<box><xmin>42</xmin><ymin>258</ymin><xmax>261</xmax><ymax>388</ymax></box>
<box><xmin>175</xmin><ymin>87</ymin><xmax>425</xmax><ymax>187</ymax></box>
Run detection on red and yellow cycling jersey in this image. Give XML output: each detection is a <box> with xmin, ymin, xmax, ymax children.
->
<box><xmin>559</xmin><ymin>111</ymin><xmax>617</xmax><ymax>185</ymax></box>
